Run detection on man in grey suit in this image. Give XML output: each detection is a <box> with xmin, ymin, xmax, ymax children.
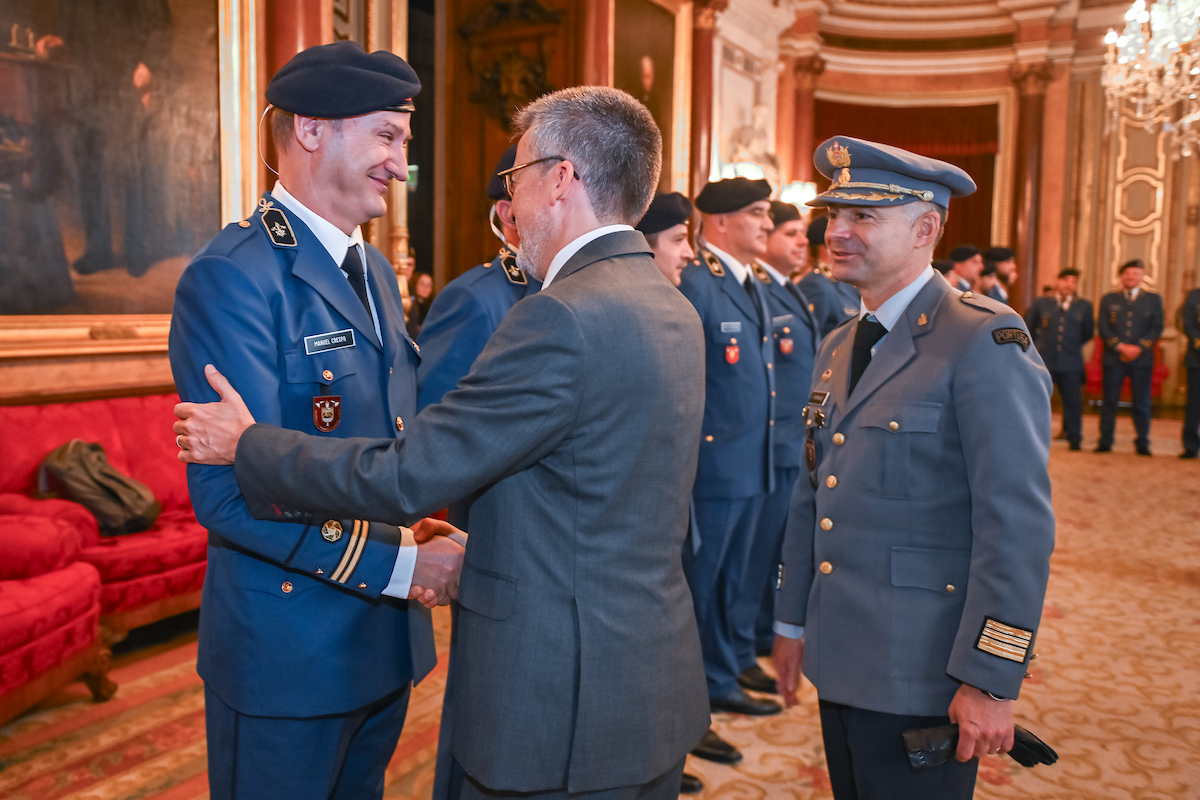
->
<box><xmin>772</xmin><ymin>136</ymin><xmax>1055</xmax><ymax>800</ymax></box>
<box><xmin>174</xmin><ymin>86</ymin><xmax>710</xmax><ymax>800</ymax></box>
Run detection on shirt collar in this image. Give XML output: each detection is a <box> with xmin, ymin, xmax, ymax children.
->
<box><xmin>272</xmin><ymin>181</ymin><xmax>365</xmax><ymax>267</ymax></box>
<box><xmin>541</xmin><ymin>225</ymin><xmax>633</xmax><ymax>288</ymax></box>
<box><xmin>860</xmin><ymin>265</ymin><xmax>936</xmax><ymax>331</ymax></box>
<box><xmin>704</xmin><ymin>243</ymin><xmax>750</xmax><ymax>284</ymax></box>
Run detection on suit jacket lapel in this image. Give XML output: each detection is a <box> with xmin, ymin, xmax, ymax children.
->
<box><xmin>290</xmin><ymin>233</ymin><xmax>383</xmax><ymax>351</ymax></box>
<box><xmin>552</xmin><ymin>229</ymin><xmax>652</xmax><ymax>284</ymax></box>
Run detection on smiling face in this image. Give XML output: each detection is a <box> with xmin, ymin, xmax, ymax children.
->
<box><xmin>1120</xmin><ymin>265</ymin><xmax>1144</xmax><ymax>290</ymax></box>
<box><xmin>823</xmin><ymin>202</ymin><xmax>940</xmax><ymax>303</ymax></box>
<box><xmin>765</xmin><ymin>219</ymin><xmax>806</xmax><ymax>272</ymax></box>
<box><xmin>313</xmin><ymin>110</ymin><xmax>411</xmax><ymax>231</ymax></box>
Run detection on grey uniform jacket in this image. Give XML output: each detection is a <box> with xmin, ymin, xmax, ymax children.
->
<box><xmin>232</xmin><ymin>230</ymin><xmax>711</xmax><ymax>793</ymax></box>
<box><xmin>776</xmin><ymin>275</ymin><xmax>1055</xmax><ymax>716</ymax></box>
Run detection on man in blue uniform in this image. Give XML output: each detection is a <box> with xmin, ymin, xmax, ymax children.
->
<box><xmin>1096</xmin><ymin>259</ymin><xmax>1164</xmax><ymax>455</ymax></box>
<box><xmin>773</xmin><ymin>136</ymin><xmax>1055</xmax><ymax>800</ymax></box>
<box><xmin>984</xmin><ymin>246</ymin><xmax>1017</xmax><ymax>305</ymax></box>
<box><xmin>736</xmin><ymin>199</ymin><xmax>819</xmax><ymax>685</ymax></box>
<box><xmin>636</xmin><ymin>191</ymin><xmax>695</xmax><ymax>287</ymax></box>
<box><xmin>1182</xmin><ymin>287</ymin><xmax>1200</xmax><ymax>458</ymax></box>
<box><xmin>799</xmin><ymin>215</ymin><xmax>860</xmax><ymax>337</ymax></box>
<box><xmin>678</xmin><ymin>177</ymin><xmax>780</xmax><ymax>767</ymax></box>
<box><xmin>762</xmin><ymin>200</ymin><xmax>807</xmax><ymax>280</ymax></box>
<box><xmin>169</xmin><ymin>42</ymin><xmax>463</xmax><ymax>799</ymax></box>
<box><xmin>947</xmin><ymin>244</ymin><xmax>982</xmax><ymax>292</ymax></box>
<box><xmin>1025</xmin><ymin>269</ymin><xmax>1093</xmax><ymax>451</ymax></box>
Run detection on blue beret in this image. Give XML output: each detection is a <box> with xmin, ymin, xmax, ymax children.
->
<box><xmin>949</xmin><ymin>244</ymin><xmax>980</xmax><ymax>263</ymax></box>
<box><xmin>636</xmin><ymin>192</ymin><xmax>694</xmax><ymax>235</ymax></box>
<box><xmin>487</xmin><ymin>144</ymin><xmax>519</xmax><ymax>201</ymax></box>
<box><xmin>769</xmin><ymin>200</ymin><xmax>801</xmax><ymax>227</ymax></box>
<box><xmin>695</xmin><ymin>178</ymin><xmax>772</xmax><ymax>214</ymax></box>
<box><xmin>266</xmin><ymin>41</ymin><xmax>421</xmax><ymax>118</ymax></box>
<box><xmin>809</xmin><ymin>135</ymin><xmax>975</xmax><ymax>208</ymax></box>
<box><xmin>806</xmin><ymin>215</ymin><xmax>828</xmax><ymax>246</ymax></box>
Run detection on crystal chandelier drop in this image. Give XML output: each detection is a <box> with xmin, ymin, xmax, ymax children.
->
<box><xmin>1103</xmin><ymin>0</ymin><xmax>1200</xmax><ymax>157</ymax></box>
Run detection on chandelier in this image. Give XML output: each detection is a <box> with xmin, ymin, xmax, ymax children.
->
<box><xmin>1103</xmin><ymin>0</ymin><xmax>1200</xmax><ymax>157</ymax></box>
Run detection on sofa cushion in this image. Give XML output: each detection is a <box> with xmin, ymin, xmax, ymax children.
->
<box><xmin>0</xmin><ymin>561</ymin><xmax>100</xmax><ymax>658</ymax></box>
<box><xmin>79</xmin><ymin>518</ymin><xmax>208</xmax><ymax>583</ymax></box>
<box><xmin>0</xmin><ymin>514</ymin><xmax>83</xmax><ymax>580</ymax></box>
<box><xmin>100</xmin><ymin>560</ymin><xmax>207</xmax><ymax>616</ymax></box>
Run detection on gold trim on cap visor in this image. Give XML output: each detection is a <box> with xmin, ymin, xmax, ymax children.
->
<box><xmin>822</xmin><ymin>181</ymin><xmax>935</xmax><ymax>203</ymax></box>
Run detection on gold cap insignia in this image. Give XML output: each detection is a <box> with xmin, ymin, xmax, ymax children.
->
<box><xmin>918</xmin><ymin>313</ymin><xmax>928</xmax><ymax>326</ymax></box>
<box><xmin>827</xmin><ymin>143</ymin><xmax>851</xmax><ymax>168</ymax></box>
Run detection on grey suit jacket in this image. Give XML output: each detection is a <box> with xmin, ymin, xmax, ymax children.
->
<box><xmin>776</xmin><ymin>275</ymin><xmax>1055</xmax><ymax>716</ymax></box>
<box><xmin>234</xmin><ymin>230</ymin><xmax>710</xmax><ymax>793</ymax></box>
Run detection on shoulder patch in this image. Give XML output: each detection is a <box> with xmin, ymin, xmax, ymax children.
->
<box><xmin>258</xmin><ymin>199</ymin><xmax>297</xmax><ymax>248</ymax></box>
<box><xmin>499</xmin><ymin>246</ymin><xmax>527</xmax><ymax>285</ymax></box>
<box><xmin>703</xmin><ymin>251</ymin><xmax>725</xmax><ymax>277</ymax></box>
<box><xmin>993</xmin><ymin>327</ymin><xmax>1030</xmax><ymax>351</ymax></box>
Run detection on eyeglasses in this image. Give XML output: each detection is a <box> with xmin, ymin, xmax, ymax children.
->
<box><xmin>496</xmin><ymin>155</ymin><xmax>580</xmax><ymax>197</ymax></box>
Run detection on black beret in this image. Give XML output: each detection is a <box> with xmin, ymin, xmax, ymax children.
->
<box><xmin>266</xmin><ymin>41</ymin><xmax>421</xmax><ymax>118</ymax></box>
<box><xmin>949</xmin><ymin>244</ymin><xmax>980</xmax><ymax>263</ymax></box>
<box><xmin>981</xmin><ymin>261</ymin><xmax>997</xmax><ymax>277</ymax></box>
<box><xmin>695</xmin><ymin>178</ymin><xmax>772</xmax><ymax>214</ymax></box>
<box><xmin>806</xmin><ymin>215</ymin><xmax>828</xmax><ymax>247</ymax></box>
<box><xmin>1119</xmin><ymin>259</ymin><xmax>1145</xmax><ymax>273</ymax></box>
<box><xmin>932</xmin><ymin>258</ymin><xmax>955</xmax><ymax>275</ymax></box>
<box><xmin>486</xmin><ymin>144</ymin><xmax>519</xmax><ymax>201</ymax></box>
<box><xmin>769</xmin><ymin>201</ymin><xmax>801</xmax><ymax>227</ymax></box>
<box><xmin>1058</xmin><ymin>268</ymin><xmax>1080</xmax><ymax>278</ymax></box>
<box><xmin>984</xmin><ymin>246</ymin><xmax>1015</xmax><ymax>262</ymax></box>
<box><xmin>636</xmin><ymin>192</ymin><xmax>694</xmax><ymax>235</ymax></box>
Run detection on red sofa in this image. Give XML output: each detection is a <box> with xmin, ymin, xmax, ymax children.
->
<box><xmin>0</xmin><ymin>394</ymin><xmax>207</xmax><ymax>645</ymax></box>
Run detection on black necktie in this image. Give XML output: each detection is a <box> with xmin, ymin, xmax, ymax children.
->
<box><xmin>849</xmin><ymin>316</ymin><xmax>887</xmax><ymax>396</ymax></box>
<box><xmin>342</xmin><ymin>246</ymin><xmax>374</xmax><ymax>324</ymax></box>
<box><xmin>744</xmin><ymin>274</ymin><xmax>765</xmax><ymax>327</ymax></box>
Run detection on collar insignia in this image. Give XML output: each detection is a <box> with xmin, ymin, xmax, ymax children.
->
<box><xmin>703</xmin><ymin>251</ymin><xmax>725</xmax><ymax>277</ymax></box>
<box><xmin>499</xmin><ymin>246</ymin><xmax>527</xmax><ymax>285</ymax></box>
<box><xmin>752</xmin><ymin>262</ymin><xmax>771</xmax><ymax>284</ymax></box>
<box><xmin>260</xmin><ymin>200</ymin><xmax>297</xmax><ymax>248</ymax></box>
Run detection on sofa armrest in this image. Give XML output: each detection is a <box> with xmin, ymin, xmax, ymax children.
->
<box><xmin>0</xmin><ymin>514</ymin><xmax>84</xmax><ymax>580</ymax></box>
<box><xmin>0</xmin><ymin>493</ymin><xmax>101</xmax><ymax>547</ymax></box>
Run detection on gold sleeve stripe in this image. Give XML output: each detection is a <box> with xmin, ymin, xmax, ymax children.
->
<box><xmin>977</xmin><ymin>638</ymin><xmax>1028</xmax><ymax>662</ymax></box>
<box><xmin>976</xmin><ymin>617</ymin><xmax>1032</xmax><ymax>663</ymax></box>
<box><xmin>331</xmin><ymin>520</ymin><xmax>362</xmax><ymax>583</ymax></box>
<box><xmin>984</xmin><ymin>619</ymin><xmax>1033</xmax><ymax>641</ymax></box>
<box><xmin>340</xmin><ymin>521</ymin><xmax>369</xmax><ymax>582</ymax></box>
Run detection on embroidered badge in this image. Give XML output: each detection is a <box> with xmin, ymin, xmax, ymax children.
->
<box><xmin>704</xmin><ymin>251</ymin><xmax>725</xmax><ymax>277</ymax></box>
<box><xmin>992</xmin><ymin>328</ymin><xmax>1031</xmax><ymax>351</ymax></box>
<box><xmin>726</xmin><ymin>345</ymin><xmax>740</xmax><ymax>364</ymax></box>
<box><xmin>321</xmin><ymin>519</ymin><xmax>344</xmax><ymax>542</ymax></box>
<box><xmin>976</xmin><ymin>617</ymin><xmax>1033</xmax><ymax>663</ymax></box>
<box><xmin>827</xmin><ymin>142</ymin><xmax>851</xmax><ymax>168</ymax></box>
<box><xmin>752</xmin><ymin>262</ymin><xmax>771</xmax><ymax>284</ymax></box>
<box><xmin>780</xmin><ymin>338</ymin><xmax>794</xmax><ymax>355</ymax></box>
<box><xmin>259</xmin><ymin>199</ymin><xmax>297</xmax><ymax>247</ymax></box>
<box><xmin>304</xmin><ymin>329</ymin><xmax>355</xmax><ymax>356</ymax></box>
<box><xmin>499</xmin><ymin>246</ymin><xmax>527</xmax><ymax>285</ymax></box>
<box><xmin>314</xmin><ymin>396</ymin><xmax>341</xmax><ymax>432</ymax></box>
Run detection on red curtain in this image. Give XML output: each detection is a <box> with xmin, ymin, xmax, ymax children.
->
<box><xmin>811</xmin><ymin>101</ymin><xmax>998</xmax><ymax>258</ymax></box>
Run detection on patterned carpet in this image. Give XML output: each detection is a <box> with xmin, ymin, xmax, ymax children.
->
<box><xmin>1</xmin><ymin>413</ymin><xmax>1197</xmax><ymax>799</ymax></box>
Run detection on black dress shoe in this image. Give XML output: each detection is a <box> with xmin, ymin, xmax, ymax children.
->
<box><xmin>1094</xmin><ymin>444</ymin><xmax>1112</xmax><ymax>453</ymax></box>
<box><xmin>1136</xmin><ymin>444</ymin><xmax>1152</xmax><ymax>456</ymax></box>
<box><xmin>710</xmin><ymin>686</ymin><xmax>782</xmax><ymax>716</ymax></box>
<box><xmin>737</xmin><ymin>664</ymin><xmax>778</xmax><ymax>694</ymax></box>
<box><xmin>680</xmin><ymin>772</ymin><xmax>704</xmax><ymax>794</ymax></box>
<box><xmin>1181</xmin><ymin>451</ymin><xmax>1199</xmax><ymax>459</ymax></box>
<box><xmin>690</xmin><ymin>727</ymin><xmax>743</xmax><ymax>764</ymax></box>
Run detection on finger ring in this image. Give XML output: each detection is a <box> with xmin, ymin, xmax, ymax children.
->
<box><xmin>176</xmin><ymin>435</ymin><xmax>184</xmax><ymax>449</ymax></box>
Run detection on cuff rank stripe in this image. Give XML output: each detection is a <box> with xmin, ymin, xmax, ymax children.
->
<box><xmin>331</xmin><ymin>520</ymin><xmax>370</xmax><ymax>583</ymax></box>
<box><xmin>976</xmin><ymin>617</ymin><xmax>1033</xmax><ymax>663</ymax></box>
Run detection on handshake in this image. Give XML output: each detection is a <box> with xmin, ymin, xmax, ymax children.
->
<box><xmin>408</xmin><ymin>517</ymin><xmax>468</xmax><ymax>609</ymax></box>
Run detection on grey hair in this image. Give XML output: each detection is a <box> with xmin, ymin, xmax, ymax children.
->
<box><xmin>904</xmin><ymin>200</ymin><xmax>949</xmax><ymax>246</ymax></box>
<box><xmin>513</xmin><ymin>87</ymin><xmax>662</xmax><ymax>225</ymax></box>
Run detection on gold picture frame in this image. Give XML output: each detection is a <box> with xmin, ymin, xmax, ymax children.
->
<box><xmin>0</xmin><ymin>0</ymin><xmax>259</xmax><ymax>401</ymax></box>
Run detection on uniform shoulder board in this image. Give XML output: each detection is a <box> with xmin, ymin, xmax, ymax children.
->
<box><xmin>499</xmin><ymin>246</ymin><xmax>527</xmax><ymax>285</ymax></box>
<box><xmin>258</xmin><ymin>199</ymin><xmax>297</xmax><ymax>248</ymax></box>
<box><xmin>751</xmin><ymin>262</ymin><xmax>771</xmax><ymax>284</ymax></box>
<box><xmin>817</xmin><ymin>262</ymin><xmax>835</xmax><ymax>280</ymax></box>
<box><xmin>992</xmin><ymin>327</ymin><xmax>1031</xmax><ymax>351</ymax></box>
<box><xmin>959</xmin><ymin>291</ymin><xmax>997</xmax><ymax>314</ymax></box>
<box><xmin>703</xmin><ymin>251</ymin><xmax>725</xmax><ymax>277</ymax></box>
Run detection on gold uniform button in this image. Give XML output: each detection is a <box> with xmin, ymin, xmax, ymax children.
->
<box><xmin>767</xmin><ymin>363</ymin><xmax>773</xmax><ymax>370</ymax></box>
<box><xmin>819</xmin><ymin>561</ymin><xmax>833</xmax><ymax>574</ymax></box>
<box><xmin>705</xmin><ymin>435</ymin><xmax>714</xmax><ymax>442</ymax></box>
<box><xmin>833</xmin><ymin>433</ymin><xmax>846</xmax><ymax>445</ymax></box>
<box><xmin>946</xmin><ymin>584</ymin><xmax>956</xmax><ymax>593</ymax></box>
<box><xmin>820</xmin><ymin>518</ymin><xmax>833</xmax><ymax>530</ymax></box>
<box><xmin>731</xmin><ymin>337</ymin><xmax>738</xmax><ymax>345</ymax></box>
<box><xmin>389</xmin><ymin>367</ymin><xmax>394</xmax><ymax>374</ymax></box>
<box><xmin>763</xmin><ymin>336</ymin><xmax>768</xmax><ymax>343</ymax></box>
<box><xmin>322</xmin><ymin>369</ymin><xmax>333</xmax><ymax>381</ymax></box>
<box><xmin>783</xmin><ymin>326</ymin><xmax>791</xmax><ymax>334</ymax></box>
<box><xmin>358</xmin><ymin>582</ymin><xmax>367</xmax><ymax>589</ymax></box>
<box><xmin>321</xmin><ymin>520</ymin><xmax>343</xmax><ymax>542</ymax></box>
<box><xmin>889</xmin><ymin>421</ymin><xmax>899</xmax><ymax>431</ymax></box>
<box><xmin>771</xmin><ymin>391</ymin><xmax>776</xmax><ymax>398</ymax></box>
<box><xmin>281</xmin><ymin>581</ymin><xmax>293</xmax><ymax>593</ymax></box>
<box><xmin>826</xmin><ymin>475</ymin><xmax>837</xmax><ymax>489</ymax></box>
<box><xmin>238</xmin><ymin>220</ymin><xmax>251</xmax><ymax>228</ymax></box>
<box><xmin>769</xmin><ymin>420</ymin><xmax>775</xmax><ymax>426</ymax></box>
<box><xmin>396</xmin><ymin>416</ymin><xmax>404</xmax><ymax>431</ymax></box>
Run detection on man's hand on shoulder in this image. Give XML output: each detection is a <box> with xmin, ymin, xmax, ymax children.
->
<box><xmin>948</xmin><ymin>683</ymin><xmax>1014</xmax><ymax>762</ymax></box>
<box><xmin>174</xmin><ymin>364</ymin><xmax>257</xmax><ymax>465</ymax></box>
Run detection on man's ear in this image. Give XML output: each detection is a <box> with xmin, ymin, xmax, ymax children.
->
<box><xmin>496</xmin><ymin>199</ymin><xmax>516</xmax><ymax>225</ymax></box>
<box><xmin>294</xmin><ymin>115</ymin><xmax>325</xmax><ymax>154</ymax></box>
<box><xmin>913</xmin><ymin>210</ymin><xmax>941</xmax><ymax>249</ymax></box>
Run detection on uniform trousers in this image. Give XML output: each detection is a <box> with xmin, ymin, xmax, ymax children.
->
<box><xmin>733</xmin><ymin>465</ymin><xmax>800</xmax><ymax>663</ymax></box>
<box><xmin>1099</xmin><ymin>362</ymin><xmax>1154</xmax><ymax>447</ymax></box>
<box><xmin>683</xmin><ymin>494</ymin><xmax>767</xmax><ymax>697</ymax></box>
<box><xmin>818</xmin><ymin>699</ymin><xmax>979</xmax><ymax>800</ymax></box>
<box><xmin>204</xmin><ymin>684</ymin><xmax>410</xmax><ymax>800</ymax></box>
<box><xmin>1050</xmin><ymin>370</ymin><xmax>1084</xmax><ymax>447</ymax></box>
<box><xmin>459</xmin><ymin>757</ymin><xmax>686</xmax><ymax>800</ymax></box>
<box><xmin>1184</xmin><ymin>367</ymin><xmax>1200</xmax><ymax>456</ymax></box>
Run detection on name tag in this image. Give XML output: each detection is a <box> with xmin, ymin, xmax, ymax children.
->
<box><xmin>721</xmin><ymin>321</ymin><xmax>742</xmax><ymax>333</ymax></box>
<box><xmin>304</xmin><ymin>328</ymin><xmax>356</xmax><ymax>356</ymax></box>
<box><xmin>772</xmin><ymin>314</ymin><xmax>794</xmax><ymax>325</ymax></box>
